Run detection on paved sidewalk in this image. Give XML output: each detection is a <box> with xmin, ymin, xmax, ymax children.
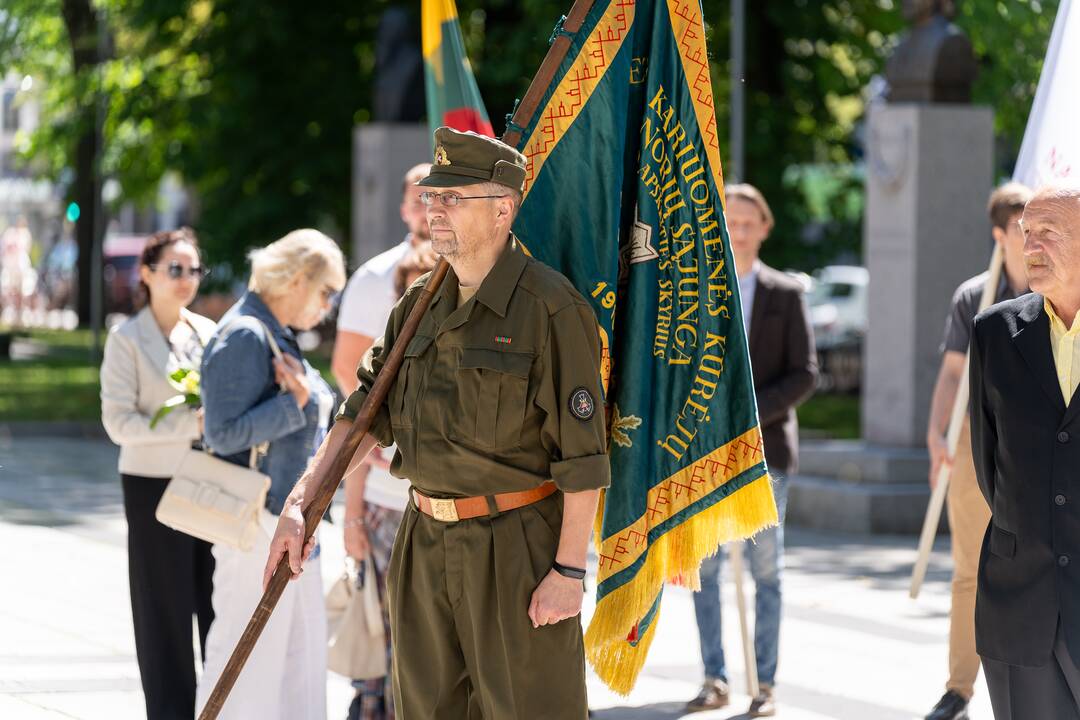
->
<box><xmin>0</xmin><ymin>436</ymin><xmax>992</xmax><ymax>719</ymax></box>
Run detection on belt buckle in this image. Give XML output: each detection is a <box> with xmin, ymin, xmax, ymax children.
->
<box><xmin>429</xmin><ymin>498</ymin><xmax>459</xmax><ymax>522</ymax></box>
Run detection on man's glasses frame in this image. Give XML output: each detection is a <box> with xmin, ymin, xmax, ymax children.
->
<box><xmin>418</xmin><ymin>191</ymin><xmax>508</xmax><ymax>208</ymax></box>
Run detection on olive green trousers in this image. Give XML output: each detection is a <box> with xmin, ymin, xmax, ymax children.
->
<box><xmin>387</xmin><ymin>493</ymin><xmax>588</xmax><ymax>719</ymax></box>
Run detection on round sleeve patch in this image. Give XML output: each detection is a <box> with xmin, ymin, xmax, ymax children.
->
<box><xmin>569</xmin><ymin>387</ymin><xmax>596</xmax><ymax>421</ymax></box>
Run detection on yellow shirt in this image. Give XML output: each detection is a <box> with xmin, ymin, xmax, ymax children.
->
<box><xmin>1046</xmin><ymin>298</ymin><xmax>1080</xmax><ymax>406</ymax></box>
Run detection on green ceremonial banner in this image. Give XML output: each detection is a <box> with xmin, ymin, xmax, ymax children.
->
<box><xmin>511</xmin><ymin>0</ymin><xmax>777</xmax><ymax>693</ymax></box>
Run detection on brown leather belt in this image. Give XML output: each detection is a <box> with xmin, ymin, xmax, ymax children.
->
<box><xmin>411</xmin><ymin>481</ymin><xmax>557</xmax><ymax>522</ymax></box>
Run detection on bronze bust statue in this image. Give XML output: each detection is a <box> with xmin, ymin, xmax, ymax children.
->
<box><xmin>885</xmin><ymin>0</ymin><xmax>978</xmax><ymax>103</ymax></box>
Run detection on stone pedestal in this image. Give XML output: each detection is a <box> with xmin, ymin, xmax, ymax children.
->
<box><xmin>788</xmin><ymin>440</ymin><xmax>945</xmax><ymax>534</ymax></box>
<box><xmin>789</xmin><ymin>105</ymin><xmax>994</xmax><ymax>534</ymax></box>
<box><xmin>351</xmin><ymin>123</ymin><xmax>429</xmax><ymax>264</ymax></box>
<box><xmin>861</xmin><ymin>104</ymin><xmax>993</xmax><ymax>446</ymax></box>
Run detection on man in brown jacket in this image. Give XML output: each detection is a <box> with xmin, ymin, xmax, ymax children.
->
<box><xmin>687</xmin><ymin>183</ymin><xmax>818</xmax><ymax>717</ymax></box>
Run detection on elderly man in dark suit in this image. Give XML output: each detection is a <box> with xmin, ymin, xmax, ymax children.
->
<box><xmin>687</xmin><ymin>183</ymin><xmax>818</xmax><ymax>718</ymax></box>
<box><xmin>969</xmin><ymin>183</ymin><xmax>1080</xmax><ymax>719</ymax></box>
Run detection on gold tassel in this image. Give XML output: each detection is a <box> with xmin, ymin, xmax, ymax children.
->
<box><xmin>585</xmin><ymin>473</ymin><xmax>778</xmax><ymax>695</ymax></box>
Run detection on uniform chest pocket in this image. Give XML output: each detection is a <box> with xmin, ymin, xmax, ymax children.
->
<box><xmin>391</xmin><ymin>334</ymin><xmax>435</xmax><ymax>428</ymax></box>
<box><xmin>452</xmin><ymin>347</ymin><xmax>534</xmax><ymax>451</ymax></box>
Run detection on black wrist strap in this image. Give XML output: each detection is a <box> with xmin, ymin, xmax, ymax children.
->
<box><xmin>552</xmin><ymin>561</ymin><xmax>587</xmax><ymax>580</ymax></box>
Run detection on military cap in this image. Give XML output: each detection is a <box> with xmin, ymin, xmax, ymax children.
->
<box><xmin>418</xmin><ymin>127</ymin><xmax>527</xmax><ymax>193</ymax></box>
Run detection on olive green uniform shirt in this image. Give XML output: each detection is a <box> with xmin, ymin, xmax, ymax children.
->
<box><xmin>338</xmin><ymin>238</ymin><xmax>610</xmax><ymax>498</ymax></box>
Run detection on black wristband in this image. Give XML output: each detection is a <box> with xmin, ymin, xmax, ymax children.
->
<box><xmin>551</xmin><ymin>561</ymin><xmax>587</xmax><ymax>580</ymax></box>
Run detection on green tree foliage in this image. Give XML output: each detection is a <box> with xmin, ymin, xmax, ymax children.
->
<box><xmin>2</xmin><ymin>0</ymin><xmax>106</xmax><ymax>324</ymax></box>
<box><xmin>698</xmin><ymin>0</ymin><xmax>905</xmax><ymax>270</ymax></box>
<box><xmin>3</xmin><ymin>0</ymin><xmax>381</xmax><ymax>275</ymax></box>
<box><xmin>99</xmin><ymin>0</ymin><xmax>377</xmax><ymax>272</ymax></box>
<box><xmin>0</xmin><ymin>0</ymin><xmax>1062</xmax><ymax>277</ymax></box>
<box><xmin>959</xmin><ymin>0</ymin><xmax>1061</xmax><ymax>162</ymax></box>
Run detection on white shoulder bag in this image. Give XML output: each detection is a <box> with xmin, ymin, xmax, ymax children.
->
<box><xmin>155</xmin><ymin>317</ymin><xmax>286</xmax><ymax>551</ymax></box>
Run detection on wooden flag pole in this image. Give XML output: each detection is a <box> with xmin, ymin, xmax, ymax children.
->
<box><xmin>729</xmin><ymin>542</ymin><xmax>760</xmax><ymax>698</ymax></box>
<box><xmin>198</xmin><ymin>3</ymin><xmax>598</xmax><ymax>717</ymax></box>
<box><xmin>502</xmin><ymin>0</ymin><xmax>595</xmax><ymax>148</ymax></box>
<box><xmin>909</xmin><ymin>243</ymin><xmax>1004</xmax><ymax>600</ymax></box>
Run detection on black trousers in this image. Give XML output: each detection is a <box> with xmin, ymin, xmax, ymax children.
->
<box><xmin>983</xmin><ymin>619</ymin><xmax>1080</xmax><ymax>720</ymax></box>
<box><xmin>122</xmin><ymin>474</ymin><xmax>215</xmax><ymax>720</ymax></box>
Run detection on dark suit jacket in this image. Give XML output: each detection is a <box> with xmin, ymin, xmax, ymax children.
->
<box><xmin>747</xmin><ymin>264</ymin><xmax>818</xmax><ymax>476</ymax></box>
<box><xmin>969</xmin><ymin>293</ymin><xmax>1080</xmax><ymax>666</ymax></box>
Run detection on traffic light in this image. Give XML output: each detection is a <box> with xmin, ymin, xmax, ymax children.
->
<box><xmin>66</xmin><ymin>202</ymin><xmax>80</xmax><ymax>223</ymax></box>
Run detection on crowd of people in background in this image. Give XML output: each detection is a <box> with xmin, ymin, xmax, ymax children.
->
<box><xmin>0</xmin><ymin>216</ymin><xmax>79</xmax><ymax>328</ymax></box>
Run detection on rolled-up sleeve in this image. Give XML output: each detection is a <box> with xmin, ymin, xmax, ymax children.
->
<box><xmin>536</xmin><ymin>300</ymin><xmax>610</xmax><ymax>492</ymax></box>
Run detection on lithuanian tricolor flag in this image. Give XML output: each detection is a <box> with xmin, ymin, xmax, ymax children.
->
<box><xmin>511</xmin><ymin>0</ymin><xmax>778</xmax><ymax>693</ymax></box>
<box><xmin>422</xmin><ymin>0</ymin><xmax>494</xmax><ymax>138</ymax></box>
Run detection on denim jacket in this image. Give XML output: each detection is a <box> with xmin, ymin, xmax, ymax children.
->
<box><xmin>201</xmin><ymin>292</ymin><xmax>333</xmax><ymax>515</ymax></box>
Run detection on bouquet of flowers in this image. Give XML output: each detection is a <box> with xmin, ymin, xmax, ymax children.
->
<box><xmin>150</xmin><ymin>366</ymin><xmax>201</xmax><ymax>429</ymax></box>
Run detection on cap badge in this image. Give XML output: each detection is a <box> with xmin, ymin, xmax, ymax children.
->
<box><xmin>434</xmin><ymin>145</ymin><xmax>451</xmax><ymax>166</ymax></box>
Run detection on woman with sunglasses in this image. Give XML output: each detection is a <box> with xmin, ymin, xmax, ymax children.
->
<box><xmin>195</xmin><ymin>229</ymin><xmax>345</xmax><ymax>720</ymax></box>
<box><xmin>99</xmin><ymin>227</ymin><xmax>217</xmax><ymax>720</ymax></box>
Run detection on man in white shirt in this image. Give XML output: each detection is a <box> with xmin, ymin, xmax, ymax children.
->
<box><xmin>333</xmin><ymin>163</ymin><xmax>432</xmax><ymax>392</ymax></box>
<box><xmin>331</xmin><ymin>162</ymin><xmax>430</xmax><ymax>720</ymax></box>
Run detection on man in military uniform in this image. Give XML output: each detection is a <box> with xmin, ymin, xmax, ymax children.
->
<box><xmin>266</xmin><ymin>128</ymin><xmax>610</xmax><ymax>719</ymax></box>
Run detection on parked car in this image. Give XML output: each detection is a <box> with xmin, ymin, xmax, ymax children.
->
<box><xmin>807</xmin><ymin>265</ymin><xmax>868</xmax><ymax>393</ymax></box>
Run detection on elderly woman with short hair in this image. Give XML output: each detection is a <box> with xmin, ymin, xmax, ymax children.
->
<box><xmin>196</xmin><ymin>229</ymin><xmax>346</xmax><ymax>720</ymax></box>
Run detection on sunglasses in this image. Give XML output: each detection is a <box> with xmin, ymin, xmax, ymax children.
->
<box><xmin>151</xmin><ymin>261</ymin><xmax>208</xmax><ymax>280</ymax></box>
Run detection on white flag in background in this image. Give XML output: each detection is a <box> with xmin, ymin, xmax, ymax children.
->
<box><xmin>1014</xmin><ymin>0</ymin><xmax>1078</xmax><ymax>187</ymax></box>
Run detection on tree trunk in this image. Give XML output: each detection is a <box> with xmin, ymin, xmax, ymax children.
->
<box><xmin>60</xmin><ymin>0</ymin><xmax>100</xmax><ymax>328</ymax></box>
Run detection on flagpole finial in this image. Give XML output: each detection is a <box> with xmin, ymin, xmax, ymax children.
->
<box><xmin>549</xmin><ymin>15</ymin><xmax>575</xmax><ymax>45</ymax></box>
<box><xmin>505</xmin><ymin>99</ymin><xmax>526</xmax><ymax>140</ymax></box>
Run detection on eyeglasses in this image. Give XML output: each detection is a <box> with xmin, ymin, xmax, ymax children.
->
<box><xmin>418</xmin><ymin>191</ymin><xmax>508</xmax><ymax>208</ymax></box>
<box><xmin>151</xmin><ymin>261</ymin><xmax>208</xmax><ymax>280</ymax></box>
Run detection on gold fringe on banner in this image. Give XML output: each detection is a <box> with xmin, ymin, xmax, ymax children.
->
<box><xmin>585</xmin><ymin>471</ymin><xmax>777</xmax><ymax>694</ymax></box>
